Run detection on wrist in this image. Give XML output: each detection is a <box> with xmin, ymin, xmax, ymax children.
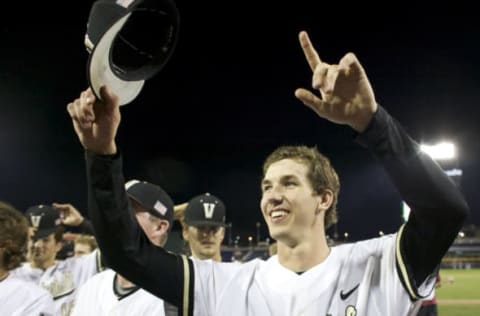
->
<box><xmin>103</xmin><ymin>142</ymin><xmax>117</xmax><ymax>155</ymax></box>
<box><xmin>88</xmin><ymin>142</ymin><xmax>117</xmax><ymax>155</ymax></box>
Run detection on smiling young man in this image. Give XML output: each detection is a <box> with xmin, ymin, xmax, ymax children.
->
<box><xmin>260</xmin><ymin>146</ymin><xmax>338</xmax><ymax>271</ymax></box>
<box><xmin>67</xmin><ymin>30</ymin><xmax>469</xmax><ymax>315</ymax></box>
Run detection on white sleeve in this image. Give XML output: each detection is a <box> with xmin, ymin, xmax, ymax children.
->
<box><xmin>21</xmin><ymin>287</ymin><xmax>55</xmax><ymax>316</ymax></box>
<box><xmin>191</xmin><ymin>259</ymin><xmax>245</xmax><ymax>315</ymax></box>
<box><xmin>0</xmin><ymin>277</ymin><xmax>55</xmax><ymax>316</ymax></box>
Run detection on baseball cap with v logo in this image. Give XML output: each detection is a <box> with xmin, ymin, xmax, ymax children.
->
<box><xmin>25</xmin><ymin>205</ymin><xmax>62</xmax><ymax>240</ymax></box>
<box><xmin>184</xmin><ymin>193</ymin><xmax>226</xmax><ymax>227</ymax></box>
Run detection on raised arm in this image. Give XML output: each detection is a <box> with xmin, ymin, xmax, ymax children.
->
<box><xmin>67</xmin><ymin>88</ymin><xmax>193</xmax><ymax>310</ymax></box>
<box><xmin>295</xmin><ymin>31</ymin><xmax>469</xmax><ymax>294</ymax></box>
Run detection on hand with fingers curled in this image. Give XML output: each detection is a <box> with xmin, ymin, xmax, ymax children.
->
<box><xmin>52</xmin><ymin>202</ymin><xmax>85</xmax><ymax>227</ymax></box>
<box><xmin>66</xmin><ymin>86</ymin><xmax>120</xmax><ymax>155</ymax></box>
<box><xmin>294</xmin><ymin>31</ymin><xmax>378</xmax><ymax>133</ymax></box>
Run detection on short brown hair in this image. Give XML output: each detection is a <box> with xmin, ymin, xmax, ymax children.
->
<box><xmin>0</xmin><ymin>201</ymin><xmax>29</xmax><ymax>270</ymax></box>
<box><xmin>263</xmin><ymin>145</ymin><xmax>340</xmax><ymax>229</ymax></box>
<box><xmin>74</xmin><ymin>234</ymin><xmax>98</xmax><ymax>252</ymax></box>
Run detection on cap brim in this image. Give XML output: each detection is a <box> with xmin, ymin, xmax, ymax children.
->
<box><xmin>185</xmin><ymin>220</ymin><xmax>225</xmax><ymax>227</ymax></box>
<box><xmin>32</xmin><ymin>227</ymin><xmax>58</xmax><ymax>240</ymax></box>
<box><xmin>88</xmin><ymin>13</ymin><xmax>144</xmax><ymax>106</ymax></box>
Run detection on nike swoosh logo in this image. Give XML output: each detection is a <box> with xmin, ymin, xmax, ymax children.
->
<box><xmin>340</xmin><ymin>283</ymin><xmax>360</xmax><ymax>300</ymax></box>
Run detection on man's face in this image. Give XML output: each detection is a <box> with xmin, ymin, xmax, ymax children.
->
<box><xmin>131</xmin><ymin>200</ymin><xmax>167</xmax><ymax>247</ymax></box>
<box><xmin>183</xmin><ymin>225</ymin><xmax>225</xmax><ymax>260</ymax></box>
<box><xmin>260</xmin><ymin>158</ymin><xmax>320</xmax><ymax>245</ymax></box>
<box><xmin>30</xmin><ymin>233</ymin><xmax>61</xmax><ymax>268</ymax></box>
<box><xmin>74</xmin><ymin>243</ymin><xmax>93</xmax><ymax>257</ymax></box>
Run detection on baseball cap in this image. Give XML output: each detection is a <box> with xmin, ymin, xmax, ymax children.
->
<box><xmin>184</xmin><ymin>193</ymin><xmax>226</xmax><ymax>227</ymax></box>
<box><xmin>25</xmin><ymin>205</ymin><xmax>62</xmax><ymax>240</ymax></box>
<box><xmin>85</xmin><ymin>0</ymin><xmax>180</xmax><ymax>106</ymax></box>
<box><xmin>125</xmin><ymin>179</ymin><xmax>174</xmax><ymax>229</ymax></box>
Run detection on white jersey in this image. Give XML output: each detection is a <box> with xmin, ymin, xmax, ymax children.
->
<box><xmin>0</xmin><ymin>274</ymin><xmax>55</xmax><ymax>316</ymax></box>
<box><xmin>10</xmin><ymin>261</ymin><xmax>44</xmax><ymax>283</ymax></box>
<box><xmin>11</xmin><ymin>249</ymin><xmax>103</xmax><ymax>316</ymax></box>
<box><xmin>190</xmin><ymin>232</ymin><xmax>436</xmax><ymax>316</ymax></box>
<box><xmin>71</xmin><ymin>269</ymin><xmax>166</xmax><ymax>316</ymax></box>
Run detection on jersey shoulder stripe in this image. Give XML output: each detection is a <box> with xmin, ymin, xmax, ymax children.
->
<box><xmin>395</xmin><ymin>224</ymin><xmax>436</xmax><ymax>301</ymax></box>
<box><xmin>180</xmin><ymin>255</ymin><xmax>194</xmax><ymax>316</ymax></box>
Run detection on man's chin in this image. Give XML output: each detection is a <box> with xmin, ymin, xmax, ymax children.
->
<box><xmin>32</xmin><ymin>255</ymin><xmax>47</xmax><ymax>263</ymax></box>
<box><xmin>200</xmin><ymin>248</ymin><xmax>215</xmax><ymax>256</ymax></box>
<box><xmin>269</xmin><ymin>228</ymin><xmax>287</xmax><ymax>241</ymax></box>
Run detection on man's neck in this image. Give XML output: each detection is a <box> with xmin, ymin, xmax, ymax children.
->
<box><xmin>211</xmin><ymin>253</ymin><xmax>222</xmax><ymax>262</ymax></box>
<box><xmin>31</xmin><ymin>258</ymin><xmax>56</xmax><ymax>270</ymax></box>
<box><xmin>114</xmin><ymin>274</ymin><xmax>139</xmax><ymax>298</ymax></box>
<box><xmin>277</xmin><ymin>235</ymin><xmax>330</xmax><ymax>272</ymax></box>
<box><xmin>116</xmin><ymin>274</ymin><xmax>135</xmax><ymax>288</ymax></box>
<box><xmin>193</xmin><ymin>251</ymin><xmax>223</xmax><ymax>262</ymax></box>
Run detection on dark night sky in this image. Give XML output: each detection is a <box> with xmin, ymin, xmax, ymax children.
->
<box><xmin>1</xmin><ymin>2</ymin><xmax>479</xmax><ymax>242</ymax></box>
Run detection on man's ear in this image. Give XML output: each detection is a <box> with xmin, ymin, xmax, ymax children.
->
<box><xmin>315</xmin><ymin>189</ymin><xmax>333</xmax><ymax>214</ymax></box>
<box><xmin>182</xmin><ymin>226</ymin><xmax>189</xmax><ymax>242</ymax></box>
<box><xmin>158</xmin><ymin>220</ymin><xmax>170</xmax><ymax>235</ymax></box>
<box><xmin>219</xmin><ymin>227</ymin><xmax>225</xmax><ymax>242</ymax></box>
<box><xmin>55</xmin><ymin>241</ymin><xmax>64</xmax><ymax>253</ymax></box>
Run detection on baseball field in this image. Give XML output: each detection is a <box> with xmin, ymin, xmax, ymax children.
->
<box><xmin>437</xmin><ymin>269</ymin><xmax>480</xmax><ymax>316</ymax></box>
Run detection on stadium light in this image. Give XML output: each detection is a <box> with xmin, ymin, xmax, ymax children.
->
<box><xmin>402</xmin><ymin>140</ymin><xmax>462</xmax><ymax>223</ymax></box>
<box><xmin>402</xmin><ymin>202</ymin><xmax>411</xmax><ymax>223</ymax></box>
<box><xmin>420</xmin><ymin>142</ymin><xmax>456</xmax><ymax>160</ymax></box>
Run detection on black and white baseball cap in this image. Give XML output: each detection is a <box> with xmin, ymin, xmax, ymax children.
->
<box><xmin>25</xmin><ymin>205</ymin><xmax>62</xmax><ymax>240</ymax></box>
<box><xmin>125</xmin><ymin>179</ymin><xmax>174</xmax><ymax>229</ymax></box>
<box><xmin>85</xmin><ymin>0</ymin><xmax>180</xmax><ymax>106</ymax></box>
<box><xmin>184</xmin><ymin>193</ymin><xmax>226</xmax><ymax>227</ymax></box>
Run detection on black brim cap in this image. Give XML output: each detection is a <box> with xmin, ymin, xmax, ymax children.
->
<box><xmin>25</xmin><ymin>204</ymin><xmax>62</xmax><ymax>240</ymax></box>
<box><xmin>125</xmin><ymin>179</ymin><xmax>175</xmax><ymax>230</ymax></box>
<box><xmin>86</xmin><ymin>0</ymin><xmax>179</xmax><ymax>106</ymax></box>
<box><xmin>184</xmin><ymin>193</ymin><xmax>226</xmax><ymax>227</ymax></box>
<box><xmin>32</xmin><ymin>227</ymin><xmax>60</xmax><ymax>240</ymax></box>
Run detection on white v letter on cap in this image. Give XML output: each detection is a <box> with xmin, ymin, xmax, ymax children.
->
<box><xmin>30</xmin><ymin>215</ymin><xmax>42</xmax><ymax>228</ymax></box>
<box><xmin>203</xmin><ymin>203</ymin><xmax>216</xmax><ymax>219</ymax></box>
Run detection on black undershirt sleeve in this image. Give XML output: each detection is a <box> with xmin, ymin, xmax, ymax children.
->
<box><xmin>356</xmin><ymin>106</ymin><xmax>469</xmax><ymax>292</ymax></box>
<box><xmin>77</xmin><ymin>218</ymin><xmax>95</xmax><ymax>235</ymax></box>
<box><xmin>85</xmin><ymin>150</ymin><xmax>191</xmax><ymax>310</ymax></box>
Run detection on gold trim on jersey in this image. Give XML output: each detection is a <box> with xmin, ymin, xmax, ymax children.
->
<box><xmin>96</xmin><ymin>250</ymin><xmax>105</xmax><ymax>272</ymax></box>
<box><xmin>396</xmin><ymin>224</ymin><xmax>420</xmax><ymax>300</ymax></box>
<box><xmin>181</xmin><ymin>255</ymin><xmax>190</xmax><ymax>316</ymax></box>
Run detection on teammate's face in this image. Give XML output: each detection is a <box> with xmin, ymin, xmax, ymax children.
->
<box><xmin>74</xmin><ymin>243</ymin><xmax>93</xmax><ymax>257</ymax></box>
<box><xmin>131</xmin><ymin>200</ymin><xmax>168</xmax><ymax>247</ymax></box>
<box><xmin>183</xmin><ymin>225</ymin><xmax>225</xmax><ymax>260</ymax></box>
<box><xmin>261</xmin><ymin>159</ymin><xmax>323</xmax><ymax>245</ymax></box>
<box><xmin>30</xmin><ymin>233</ymin><xmax>62</xmax><ymax>268</ymax></box>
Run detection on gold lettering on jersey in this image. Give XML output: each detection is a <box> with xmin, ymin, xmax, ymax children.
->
<box><xmin>42</xmin><ymin>272</ymin><xmax>75</xmax><ymax>298</ymax></box>
<box><xmin>61</xmin><ymin>300</ymin><xmax>75</xmax><ymax>316</ymax></box>
<box><xmin>345</xmin><ymin>305</ymin><xmax>357</xmax><ymax>316</ymax></box>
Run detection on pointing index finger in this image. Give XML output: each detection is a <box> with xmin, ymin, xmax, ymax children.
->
<box><xmin>299</xmin><ymin>31</ymin><xmax>321</xmax><ymax>72</ymax></box>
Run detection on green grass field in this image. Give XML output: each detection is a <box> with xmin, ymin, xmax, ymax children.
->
<box><xmin>436</xmin><ymin>269</ymin><xmax>480</xmax><ymax>316</ymax></box>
